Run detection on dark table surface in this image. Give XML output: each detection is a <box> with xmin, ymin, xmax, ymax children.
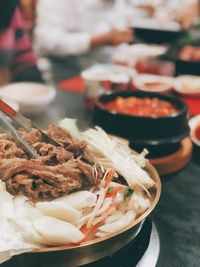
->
<box><xmin>29</xmin><ymin>88</ymin><xmax>200</xmax><ymax>267</ymax></box>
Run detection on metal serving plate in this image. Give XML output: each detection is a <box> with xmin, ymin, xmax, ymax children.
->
<box><xmin>2</xmin><ymin>158</ymin><xmax>161</xmax><ymax>267</ymax></box>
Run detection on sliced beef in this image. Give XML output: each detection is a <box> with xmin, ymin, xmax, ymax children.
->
<box><xmin>0</xmin><ymin>132</ymin><xmax>27</xmax><ymax>159</ymax></box>
<box><xmin>0</xmin><ymin>133</ymin><xmax>13</xmax><ymax>141</ymax></box>
<box><xmin>3</xmin><ymin>160</ymin><xmax>82</xmax><ymax>200</ymax></box>
<box><xmin>33</xmin><ymin>142</ymin><xmax>73</xmax><ymax>165</ymax></box>
<box><xmin>0</xmin><ymin>139</ymin><xmax>27</xmax><ymax>159</ymax></box>
<box><xmin>0</xmin><ymin>157</ymin><xmax>101</xmax><ymax>201</ymax></box>
<box><xmin>3</xmin><ymin>159</ymin><xmax>100</xmax><ymax>200</ymax></box>
<box><xmin>0</xmin><ymin>125</ymin><xmax>103</xmax><ymax>201</ymax></box>
<box><xmin>18</xmin><ymin>128</ymin><xmax>42</xmax><ymax>144</ymax></box>
<box><xmin>47</xmin><ymin>124</ymin><xmax>72</xmax><ymax>144</ymax></box>
<box><xmin>47</xmin><ymin>124</ymin><xmax>87</xmax><ymax>156</ymax></box>
<box><xmin>0</xmin><ymin>158</ymin><xmax>28</xmax><ymax>181</ymax></box>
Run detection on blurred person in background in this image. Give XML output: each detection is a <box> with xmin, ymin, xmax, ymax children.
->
<box><xmin>34</xmin><ymin>0</ymin><xmax>134</xmax><ymax>81</ymax></box>
<box><xmin>173</xmin><ymin>0</ymin><xmax>199</xmax><ymax>30</ymax></box>
<box><xmin>0</xmin><ymin>0</ymin><xmax>43</xmax><ymax>86</ymax></box>
<box><xmin>18</xmin><ymin>0</ymin><xmax>37</xmax><ymax>25</ymax></box>
<box><xmin>129</xmin><ymin>0</ymin><xmax>199</xmax><ymax>29</ymax></box>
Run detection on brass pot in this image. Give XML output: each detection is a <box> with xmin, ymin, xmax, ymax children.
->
<box><xmin>2</xmin><ymin>159</ymin><xmax>161</xmax><ymax>267</ymax></box>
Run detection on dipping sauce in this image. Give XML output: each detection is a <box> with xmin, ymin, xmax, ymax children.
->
<box><xmin>102</xmin><ymin>96</ymin><xmax>179</xmax><ymax>117</ymax></box>
<box><xmin>143</xmin><ymin>81</ymin><xmax>167</xmax><ymax>88</ymax></box>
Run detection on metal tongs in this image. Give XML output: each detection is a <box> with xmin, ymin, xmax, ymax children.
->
<box><xmin>0</xmin><ymin>99</ymin><xmax>60</xmax><ymax>158</ymax></box>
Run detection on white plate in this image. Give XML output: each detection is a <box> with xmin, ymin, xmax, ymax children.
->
<box><xmin>189</xmin><ymin>115</ymin><xmax>200</xmax><ymax>146</ymax></box>
<box><xmin>133</xmin><ymin>74</ymin><xmax>174</xmax><ymax>93</ymax></box>
<box><xmin>112</xmin><ymin>44</ymin><xmax>168</xmax><ymax>66</ymax></box>
<box><xmin>81</xmin><ymin>64</ymin><xmax>137</xmax><ymax>83</ymax></box>
<box><xmin>127</xmin><ymin>44</ymin><xmax>168</xmax><ymax>57</ymax></box>
<box><xmin>174</xmin><ymin>75</ymin><xmax>200</xmax><ymax>97</ymax></box>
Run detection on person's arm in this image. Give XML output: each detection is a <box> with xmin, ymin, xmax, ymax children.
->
<box><xmin>91</xmin><ymin>28</ymin><xmax>133</xmax><ymax>49</ymax></box>
<box><xmin>34</xmin><ymin>0</ymin><xmax>133</xmax><ymax>57</ymax></box>
<box><xmin>174</xmin><ymin>0</ymin><xmax>198</xmax><ymax>29</ymax></box>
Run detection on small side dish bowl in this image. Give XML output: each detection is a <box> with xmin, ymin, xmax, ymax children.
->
<box><xmin>93</xmin><ymin>91</ymin><xmax>189</xmax><ymax>143</ymax></box>
<box><xmin>112</xmin><ymin>44</ymin><xmax>168</xmax><ymax>66</ymax></box>
<box><xmin>132</xmin><ymin>19</ymin><xmax>182</xmax><ymax>44</ymax></box>
<box><xmin>81</xmin><ymin>64</ymin><xmax>137</xmax><ymax>109</ymax></box>
<box><xmin>174</xmin><ymin>75</ymin><xmax>200</xmax><ymax>97</ymax></box>
<box><xmin>81</xmin><ymin>64</ymin><xmax>136</xmax><ymax>89</ymax></box>
<box><xmin>133</xmin><ymin>74</ymin><xmax>174</xmax><ymax>94</ymax></box>
<box><xmin>0</xmin><ymin>82</ymin><xmax>56</xmax><ymax>115</ymax></box>
<box><xmin>189</xmin><ymin>115</ymin><xmax>200</xmax><ymax>146</ymax></box>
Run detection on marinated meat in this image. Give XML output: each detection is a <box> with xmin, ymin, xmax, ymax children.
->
<box><xmin>0</xmin><ymin>139</ymin><xmax>27</xmax><ymax>159</ymax></box>
<box><xmin>47</xmin><ymin>124</ymin><xmax>71</xmax><ymax>144</ymax></box>
<box><xmin>0</xmin><ymin>125</ymin><xmax>102</xmax><ymax>201</ymax></box>
<box><xmin>47</xmin><ymin>125</ymin><xmax>87</xmax><ymax>156</ymax></box>
<box><xmin>76</xmin><ymin>160</ymin><xmax>98</xmax><ymax>185</ymax></box>
<box><xmin>0</xmin><ymin>158</ymin><xmax>28</xmax><ymax>180</ymax></box>
<box><xmin>5</xmin><ymin>160</ymin><xmax>83</xmax><ymax>200</ymax></box>
<box><xmin>18</xmin><ymin>128</ymin><xmax>42</xmax><ymax>144</ymax></box>
<box><xmin>33</xmin><ymin>142</ymin><xmax>73</xmax><ymax>165</ymax></box>
<box><xmin>0</xmin><ymin>132</ymin><xmax>13</xmax><ymax>141</ymax></box>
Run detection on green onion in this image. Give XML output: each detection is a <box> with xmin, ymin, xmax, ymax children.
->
<box><xmin>107</xmin><ymin>187</ymin><xmax>114</xmax><ymax>194</ymax></box>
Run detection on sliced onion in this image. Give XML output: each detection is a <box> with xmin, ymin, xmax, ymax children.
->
<box><xmin>128</xmin><ymin>190</ymin><xmax>150</xmax><ymax>214</ymax></box>
<box><xmin>33</xmin><ymin>216</ymin><xmax>83</xmax><ymax>245</ymax></box>
<box><xmin>97</xmin><ymin>210</ymin><xmax>136</xmax><ymax>234</ymax></box>
<box><xmin>35</xmin><ymin>201</ymin><xmax>81</xmax><ymax>224</ymax></box>
<box><xmin>53</xmin><ymin>191</ymin><xmax>97</xmax><ymax>211</ymax></box>
<box><xmin>105</xmin><ymin>212</ymin><xmax>124</xmax><ymax>224</ymax></box>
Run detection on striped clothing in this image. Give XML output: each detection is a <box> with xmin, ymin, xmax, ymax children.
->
<box><xmin>0</xmin><ymin>7</ymin><xmax>43</xmax><ymax>82</ymax></box>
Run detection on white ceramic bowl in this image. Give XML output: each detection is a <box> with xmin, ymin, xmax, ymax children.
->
<box><xmin>189</xmin><ymin>115</ymin><xmax>200</xmax><ymax>147</ymax></box>
<box><xmin>112</xmin><ymin>44</ymin><xmax>168</xmax><ymax>66</ymax></box>
<box><xmin>174</xmin><ymin>75</ymin><xmax>200</xmax><ymax>97</ymax></box>
<box><xmin>0</xmin><ymin>82</ymin><xmax>56</xmax><ymax>115</ymax></box>
<box><xmin>81</xmin><ymin>64</ymin><xmax>137</xmax><ymax>83</ymax></box>
<box><xmin>133</xmin><ymin>74</ymin><xmax>174</xmax><ymax>93</ymax></box>
<box><xmin>81</xmin><ymin>64</ymin><xmax>137</xmax><ymax>109</ymax></box>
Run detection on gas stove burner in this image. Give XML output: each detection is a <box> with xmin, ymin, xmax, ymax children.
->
<box><xmin>82</xmin><ymin>218</ymin><xmax>160</xmax><ymax>267</ymax></box>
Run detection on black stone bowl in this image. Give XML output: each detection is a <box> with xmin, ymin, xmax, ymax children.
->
<box><xmin>161</xmin><ymin>45</ymin><xmax>200</xmax><ymax>75</ymax></box>
<box><xmin>93</xmin><ymin>91</ymin><xmax>190</xmax><ymax>157</ymax></box>
<box><xmin>133</xmin><ymin>27</ymin><xmax>184</xmax><ymax>44</ymax></box>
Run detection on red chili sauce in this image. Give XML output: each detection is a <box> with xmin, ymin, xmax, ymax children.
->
<box><xmin>143</xmin><ymin>81</ymin><xmax>166</xmax><ymax>88</ymax></box>
<box><xmin>103</xmin><ymin>97</ymin><xmax>179</xmax><ymax>117</ymax></box>
<box><xmin>195</xmin><ymin>125</ymin><xmax>200</xmax><ymax>141</ymax></box>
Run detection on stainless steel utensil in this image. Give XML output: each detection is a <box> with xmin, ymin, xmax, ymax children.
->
<box><xmin>0</xmin><ymin>98</ymin><xmax>60</xmax><ymax>147</ymax></box>
<box><xmin>0</xmin><ymin>111</ymin><xmax>39</xmax><ymax>158</ymax></box>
